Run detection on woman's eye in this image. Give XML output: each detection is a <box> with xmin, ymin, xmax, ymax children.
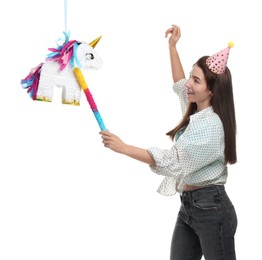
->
<box><xmin>86</xmin><ymin>53</ymin><xmax>94</xmax><ymax>60</ymax></box>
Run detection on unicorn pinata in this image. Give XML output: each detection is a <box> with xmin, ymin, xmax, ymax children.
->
<box><xmin>21</xmin><ymin>32</ymin><xmax>103</xmax><ymax>106</ymax></box>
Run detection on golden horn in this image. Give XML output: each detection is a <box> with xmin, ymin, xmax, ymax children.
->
<box><xmin>89</xmin><ymin>35</ymin><xmax>102</xmax><ymax>48</ymax></box>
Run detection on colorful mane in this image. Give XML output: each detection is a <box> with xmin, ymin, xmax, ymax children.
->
<box><xmin>45</xmin><ymin>32</ymin><xmax>82</xmax><ymax>70</ymax></box>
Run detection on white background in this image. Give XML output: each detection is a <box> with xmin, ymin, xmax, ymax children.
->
<box><xmin>0</xmin><ymin>0</ymin><xmax>261</xmax><ymax>259</ymax></box>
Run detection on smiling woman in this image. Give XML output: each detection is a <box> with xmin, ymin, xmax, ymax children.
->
<box><xmin>100</xmin><ymin>24</ymin><xmax>238</xmax><ymax>260</ymax></box>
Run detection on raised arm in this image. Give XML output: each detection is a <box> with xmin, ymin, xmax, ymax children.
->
<box><xmin>165</xmin><ymin>25</ymin><xmax>185</xmax><ymax>83</ymax></box>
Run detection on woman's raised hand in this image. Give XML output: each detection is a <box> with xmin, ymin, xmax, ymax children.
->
<box><xmin>165</xmin><ymin>25</ymin><xmax>181</xmax><ymax>47</ymax></box>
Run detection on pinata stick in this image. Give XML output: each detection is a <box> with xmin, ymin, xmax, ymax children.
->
<box><xmin>73</xmin><ymin>67</ymin><xmax>107</xmax><ymax>131</ymax></box>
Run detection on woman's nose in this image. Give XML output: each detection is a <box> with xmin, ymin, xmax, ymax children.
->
<box><xmin>185</xmin><ymin>79</ymin><xmax>191</xmax><ymax>89</ymax></box>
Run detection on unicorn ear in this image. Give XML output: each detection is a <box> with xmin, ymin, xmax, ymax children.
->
<box><xmin>89</xmin><ymin>36</ymin><xmax>102</xmax><ymax>48</ymax></box>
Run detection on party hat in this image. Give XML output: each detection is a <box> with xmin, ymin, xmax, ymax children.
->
<box><xmin>206</xmin><ymin>42</ymin><xmax>234</xmax><ymax>74</ymax></box>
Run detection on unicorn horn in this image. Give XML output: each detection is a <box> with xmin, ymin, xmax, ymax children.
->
<box><xmin>89</xmin><ymin>36</ymin><xmax>102</xmax><ymax>48</ymax></box>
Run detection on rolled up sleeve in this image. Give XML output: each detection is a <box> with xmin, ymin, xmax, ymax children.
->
<box><xmin>147</xmin><ymin>146</ymin><xmax>183</xmax><ymax>177</ymax></box>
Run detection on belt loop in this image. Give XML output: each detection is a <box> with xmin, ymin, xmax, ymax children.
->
<box><xmin>215</xmin><ymin>185</ymin><xmax>224</xmax><ymax>196</ymax></box>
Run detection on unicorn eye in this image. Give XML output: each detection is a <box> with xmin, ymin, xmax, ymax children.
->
<box><xmin>86</xmin><ymin>53</ymin><xmax>94</xmax><ymax>60</ymax></box>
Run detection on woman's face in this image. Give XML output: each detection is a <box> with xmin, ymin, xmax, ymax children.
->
<box><xmin>185</xmin><ymin>65</ymin><xmax>212</xmax><ymax>111</ymax></box>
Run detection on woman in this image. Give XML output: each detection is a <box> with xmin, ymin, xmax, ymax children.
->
<box><xmin>100</xmin><ymin>25</ymin><xmax>237</xmax><ymax>260</ymax></box>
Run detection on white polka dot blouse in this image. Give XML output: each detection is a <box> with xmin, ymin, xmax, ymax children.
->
<box><xmin>148</xmin><ymin>79</ymin><xmax>227</xmax><ymax>196</ymax></box>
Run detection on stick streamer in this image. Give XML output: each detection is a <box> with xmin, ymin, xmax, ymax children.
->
<box><xmin>73</xmin><ymin>67</ymin><xmax>107</xmax><ymax>131</ymax></box>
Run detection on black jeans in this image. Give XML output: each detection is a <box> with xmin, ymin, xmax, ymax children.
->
<box><xmin>170</xmin><ymin>185</ymin><xmax>237</xmax><ymax>260</ymax></box>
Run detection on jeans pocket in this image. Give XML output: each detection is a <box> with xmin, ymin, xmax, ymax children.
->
<box><xmin>193</xmin><ymin>194</ymin><xmax>219</xmax><ymax>210</ymax></box>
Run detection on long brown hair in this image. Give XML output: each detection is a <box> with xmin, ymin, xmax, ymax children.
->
<box><xmin>167</xmin><ymin>56</ymin><xmax>237</xmax><ymax>164</ymax></box>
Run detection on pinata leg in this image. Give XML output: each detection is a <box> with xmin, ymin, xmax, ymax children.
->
<box><xmin>73</xmin><ymin>67</ymin><xmax>107</xmax><ymax>131</ymax></box>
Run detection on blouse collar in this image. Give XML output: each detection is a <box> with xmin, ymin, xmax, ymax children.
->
<box><xmin>190</xmin><ymin>106</ymin><xmax>213</xmax><ymax>120</ymax></box>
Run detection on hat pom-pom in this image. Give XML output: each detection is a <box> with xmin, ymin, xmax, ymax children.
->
<box><xmin>228</xmin><ymin>41</ymin><xmax>234</xmax><ymax>48</ymax></box>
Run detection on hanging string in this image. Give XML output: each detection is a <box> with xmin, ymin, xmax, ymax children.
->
<box><xmin>64</xmin><ymin>0</ymin><xmax>68</xmax><ymax>34</ymax></box>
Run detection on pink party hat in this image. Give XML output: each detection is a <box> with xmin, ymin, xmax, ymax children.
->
<box><xmin>206</xmin><ymin>42</ymin><xmax>234</xmax><ymax>74</ymax></box>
